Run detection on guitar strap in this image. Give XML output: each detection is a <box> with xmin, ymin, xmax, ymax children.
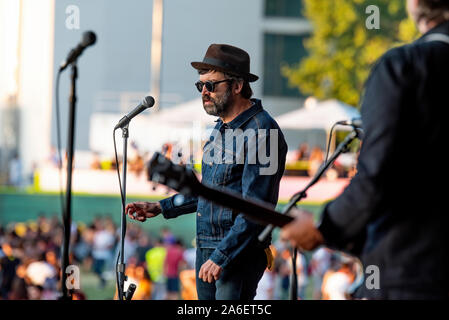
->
<box><xmin>425</xmin><ymin>33</ymin><xmax>449</xmax><ymax>44</ymax></box>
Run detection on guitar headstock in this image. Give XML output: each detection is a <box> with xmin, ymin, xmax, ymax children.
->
<box><xmin>147</xmin><ymin>152</ymin><xmax>200</xmax><ymax>196</ymax></box>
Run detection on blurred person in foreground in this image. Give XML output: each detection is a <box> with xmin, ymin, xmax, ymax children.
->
<box><xmin>164</xmin><ymin>238</ymin><xmax>185</xmax><ymax>300</ymax></box>
<box><xmin>91</xmin><ymin>219</ymin><xmax>116</xmax><ymax>288</ymax></box>
<box><xmin>126</xmin><ymin>44</ymin><xmax>288</xmax><ymax>300</ymax></box>
<box><xmin>321</xmin><ymin>255</ymin><xmax>356</xmax><ymax>300</ymax></box>
<box><xmin>254</xmin><ymin>244</ymin><xmax>277</xmax><ymax>300</ymax></box>
<box><xmin>281</xmin><ymin>0</ymin><xmax>448</xmax><ymax>300</ymax></box>
<box><xmin>132</xmin><ymin>264</ymin><xmax>152</xmax><ymax>300</ymax></box>
<box><xmin>307</xmin><ymin>146</ymin><xmax>324</xmax><ymax>177</ymax></box>
<box><xmin>115</xmin><ymin>260</ymin><xmax>152</xmax><ymax>300</ymax></box>
<box><xmin>309</xmin><ymin>247</ymin><xmax>332</xmax><ymax>299</ymax></box>
<box><xmin>0</xmin><ymin>243</ymin><xmax>21</xmax><ymax>299</ymax></box>
<box><xmin>179</xmin><ymin>238</ymin><xmax>198</xmax><ymax>300</ymax></box>
<box><xmin>145</xmin><ymin>238</ymin><xmax>167</xmax><ymax>300</ymax></box>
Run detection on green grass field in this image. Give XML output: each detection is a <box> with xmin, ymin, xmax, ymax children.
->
<box><xmin>80</xmin><ymin>270</ymin><xmax>116</xmax><ymax>300</ymax></box>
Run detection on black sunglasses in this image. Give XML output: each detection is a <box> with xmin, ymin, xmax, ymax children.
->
<box><xmin>195</xmin><ymin>79</ymin><xmax>232</xmax><ymax>93</ymax></box>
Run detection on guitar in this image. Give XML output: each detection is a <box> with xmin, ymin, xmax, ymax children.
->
<box><xmin>147</xmin><ymin>152</ymin><xmax>294</xmax><ymax>227</ymax></box>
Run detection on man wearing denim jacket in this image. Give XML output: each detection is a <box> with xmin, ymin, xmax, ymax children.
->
<box><xmin>126</xmin><ymin>44</ymin><xmax>287</xmax><ymax>300</ymax></box>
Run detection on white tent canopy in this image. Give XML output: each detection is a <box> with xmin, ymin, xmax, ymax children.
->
<box><xmin>275</xmin><ymin>99</ymin><xmax>360</xmax><ymax>131</ymax></box>
<box><xmin>89</xmin><ymin>98</ymin><xmax>215</xmax><ymax>155</ymax></box>
<box><xmin>148</xmin><ymin>98</ymin><xmax>216</xmax><ymax>126</ymax></box>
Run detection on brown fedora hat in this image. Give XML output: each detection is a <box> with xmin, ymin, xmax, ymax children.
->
<box><xmin>191</xmin><ymin>44</ymin><xmax>259</xmax><ymax>82</ymax></box>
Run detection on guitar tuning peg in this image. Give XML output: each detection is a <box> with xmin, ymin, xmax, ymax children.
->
<box><xmin>152</xmin><ymin>172</ymin><xmax>161</xmax><ymax>182</ymax></box>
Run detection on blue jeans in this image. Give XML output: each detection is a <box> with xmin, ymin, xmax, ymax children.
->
<box><xmin>195</xmin><ymin>247</ymin><xmax>267</xmax><ymax>300</ymax></box>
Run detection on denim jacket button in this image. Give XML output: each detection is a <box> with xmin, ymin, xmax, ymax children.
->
<box><xmin>197</xmin><ymin>212</ymin><xmax>201</xmax><ymax>216</ymax></box>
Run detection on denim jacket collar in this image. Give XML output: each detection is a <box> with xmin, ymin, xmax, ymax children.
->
<box><xmin>214</xmin><ymin>99</ymin><xmax>263</xmax><ymax>130</ymax></box>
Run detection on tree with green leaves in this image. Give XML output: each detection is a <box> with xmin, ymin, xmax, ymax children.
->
<box><xmin>283</xmin><ymin>0</ymin><xmax>419</xmax><ymax>107</ymax></box>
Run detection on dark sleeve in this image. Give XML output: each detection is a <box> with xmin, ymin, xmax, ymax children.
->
<box><xmin>209</xmin><ymin>129</ymin><xmax>288</xmax><ymax>268</ymax></box>
<box><xmin>318</xmin><ymin>48</ymin><xmax>413</xmax><ymax>250</ymax></box>
<box><xmin>159</xmin><ymin>194</ymin><xmax>198</xmax><ymax>219</ymax></box>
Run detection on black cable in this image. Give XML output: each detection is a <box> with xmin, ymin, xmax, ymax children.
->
<box><xmin>113</xmin><ymin>129</ymin><xmax>126</xmax><ymax>206</ymax></box>
<box><xmin>55</xmin><ymin>71</ymin><xmax>66</xmax><ymax>220</ymax></box>
<box><xmin>116</xmin><ymin>251</ymin><xmax>121</xmax><ymax>300</ymax></box>
<box><xmin>287</xmin><ymin>122</ymin><xmax>336</xmax><ymax>300</ymax></box>
<box><xmin>113</xmin><ymin>129</ymin><xmax>127</xmax><ymax>300</ymax></box>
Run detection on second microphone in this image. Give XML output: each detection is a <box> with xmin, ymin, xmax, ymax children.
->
<box><xmin>114</xmin><ymin>96</ymin><xmax>155</xmax><ymax>130</ymax></box>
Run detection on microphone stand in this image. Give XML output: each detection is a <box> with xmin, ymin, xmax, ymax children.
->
<box><xmin>259</xmin><ymin>128</ymin><xmax>362</xmax><ymax>300</ymax></box>
<box><xmin>60</xmin><ymin>63</ymin><xmax>78</xmax><ymax>300</ymax></box>
<box><xmin>57</xmin><ymin>34</ymin><xmax>96</xmax><ymax>299</ymax></box>
<box><xmin>116</xmin><ymin>124</ymin><xmax>136</xmax><ymax>301</ymax></box>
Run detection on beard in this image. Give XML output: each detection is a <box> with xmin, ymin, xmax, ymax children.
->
<box><xmin>202</xmin><ymin>86</ymin><xmax>233</xmax><ymax>118</ymax></box>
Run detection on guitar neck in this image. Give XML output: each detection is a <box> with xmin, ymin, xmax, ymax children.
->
<box><xmin>195</xmin><ymin>182</ymin><xmax>293</xmax><ymax>227</ymax></box>
<box><xmin>147</xmin><ymin>152</ymin><xmax>293</xmax><ymax>228</ymax></box>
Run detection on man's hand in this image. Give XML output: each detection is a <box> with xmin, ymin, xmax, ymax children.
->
<box><xmin>280</xmin><ymin>207</ymin><xmax>325</xmax><ymax>251</ymax></box>
<box><xmin>198</xmin><ymin>259</ymin><xmax>222</xmax><ymax>283</ymax></box>
<box><xmin>125</xmin><ymin>201</ymin><xmax>161</xmax><ymax>222</ymax></box>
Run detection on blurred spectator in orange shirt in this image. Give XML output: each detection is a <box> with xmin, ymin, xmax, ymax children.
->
<box><xmin>308</xmin><ymin>146</ymin><xmax>324</xmax><ymax>177</ymax></box>
<box><xmin>296</xmin><ymin>143</ymin><xmax>310</xmax><ymax>161</ymax></box>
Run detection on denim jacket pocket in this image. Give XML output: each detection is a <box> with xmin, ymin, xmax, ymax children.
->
<box><xmin>219</xmin><ymin>207</ymin><xmax>235</xmax><ymax>230</ymax></box>
<box><xmin>212</xmin><ymin>163</ymin><xmax>231</xmax><ymax>186</ymax></box>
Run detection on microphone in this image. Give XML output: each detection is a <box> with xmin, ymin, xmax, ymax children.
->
<box><xmin>114</xmin><ymin>96</ymin><xmax>155</xmax><ymax>130</ymax></box>
<box><xmin>59</xmin><ymin>31</ymin><xmax>97</xmax><ymax>72</ymax></box>
<box><xmin>336</xmin><ymin>118</ymin><xmax>363</xmax><ymax>128</ymax></box>
<box><xmin>125</xmin><ymin>283</ymin><xmax>137</xmax><ymax>300</ymax></box>
<box><xmin>336</xmin><ymin>118</ymin><xmax>363</xmax><ymax>139</ymax></box>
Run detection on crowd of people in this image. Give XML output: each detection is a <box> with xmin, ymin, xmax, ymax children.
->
<box><xmin>254</xmin><ymin>241</ymin><xmax>362</xmax><ymax>300</ymax></box>
<box><xmin>48</xmin><ymin>140</ymin><xmax>356</xmax><ymax>180</ymax></box>
<box><xmin>0</xmin><ymin>215</ymin><xmax>185</xmax><ymax>300</ymax></box>
<box><xmin>0</xmin><ymin>215</ymin><xmax>64</xmax><ymax>300</ymax></box>
<box><xmin>291</xmin><ymin>142</ymin><xmax>357</xmax><ymax>179</ymax></box>
<box><xmin>0</xmin><ymin>214</ymin><xmax>361</xmax><ymax>300</ymax></box>
<box><xmin>87</xmin><ymin>141</ymin><xmax>193</xmax><ymax>176</ymax></box>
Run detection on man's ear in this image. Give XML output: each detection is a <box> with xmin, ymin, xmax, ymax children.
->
<box><xmin>233</xmin><ymin>80</ymin><xmax>244</xmax><ymax>95</ymax></box>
